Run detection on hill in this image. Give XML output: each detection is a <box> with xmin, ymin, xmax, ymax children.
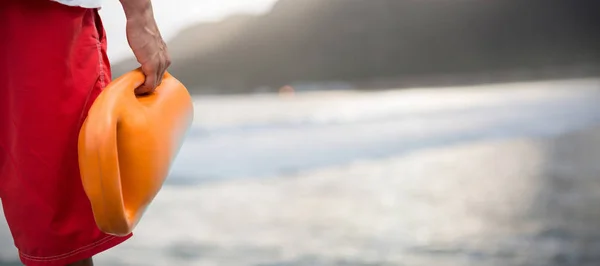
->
<box><xmin>112</xmin><ymin>0</ymin><xmax>600</xmax><ymax>94</ymax></box>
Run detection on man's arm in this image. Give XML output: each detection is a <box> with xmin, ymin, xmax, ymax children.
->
<box><xmin>119</xmin><ymin>0</ymin><xmax>171</xmax><ymax>94</ymax></box>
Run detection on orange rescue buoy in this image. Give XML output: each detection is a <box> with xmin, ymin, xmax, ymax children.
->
<box><xmin>78</xmin><ymin>69</ymin><xmax>194</xmax><ymax>236</ymax></box>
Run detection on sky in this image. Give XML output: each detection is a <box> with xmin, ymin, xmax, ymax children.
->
<box><xmin>99</xmin><ymin>0</ymin><xmax>279</xmax><ymax>62</ymax></box>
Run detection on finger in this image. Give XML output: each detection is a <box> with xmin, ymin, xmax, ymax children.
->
<box><xmin>165</xmin><ymin>53</ymin><xmax>172</xmax><ymax>68</ymax></box>
<box><xmin>137</xmin><ymin>62</ymin><xmax>158</xmax><ymax>95</ymax></box>
<box><xmin>157</xmin><ymin>53</ymin><xmax>172</xmax><ymax>87</ymax></box>
<box><xmin>134</xmin><ymin>83</ymin><xmax>152</xmax><ymax>95</ymax></box>
<box><xmin>164</xmin><ymin>48</ymin><xmax>172</xmax><ymax>68</ymax></box>
<box><xmin>143</xmin><ymin>72</ymin><xmax>157</xmax><ymax>93</ymax></box>
<box><xmin>135</xmin><ymin>87</ymin><xmax>151</xmax><ymax>95</ymax></box>
<box><xmin>155</xmin><ymin>58</ymin><xmax>165</xmax><ymax>88</ymax></box>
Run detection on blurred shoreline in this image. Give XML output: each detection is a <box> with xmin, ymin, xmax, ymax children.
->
<box><xmin>350</xmin><ymin>65</ymin><xmax>600</xmax><ymax>92</ymax></box>
<box><xmin>169</xmin><ymin>78</ymin><xmax>600</xmax><ymax>184</ymax></box>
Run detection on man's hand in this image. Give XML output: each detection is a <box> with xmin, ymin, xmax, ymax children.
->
<box><xmin>120</xmin><ymin>0</ymin><xmax>171</xmax><ymax>95</ymax></box>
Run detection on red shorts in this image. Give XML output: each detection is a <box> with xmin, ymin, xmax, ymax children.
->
<box><xmin>0</xmin><ymin>1</ymin><xmax>132</xmax><ymax>265</ymax></box>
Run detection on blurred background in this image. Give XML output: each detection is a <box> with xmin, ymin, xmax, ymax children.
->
<box><xmin>3</xmin><ymin>0</ymin><xmax>600</xmax><ymax>265</ymax></box>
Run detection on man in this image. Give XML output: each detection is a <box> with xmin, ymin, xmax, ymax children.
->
<box><xmin>0</xmin><ymin>0</ymin><xmax>170</xmax><ymax>265</ymax></box>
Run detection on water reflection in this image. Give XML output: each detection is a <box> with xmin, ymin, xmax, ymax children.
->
<box><xmin>95</xmin><ymin>127</ymin><xmax>600</xmax><ymax>266</ymax></box>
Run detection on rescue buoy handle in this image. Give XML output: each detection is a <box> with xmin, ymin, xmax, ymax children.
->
<box><xmin>85</xmin><ymin>69</ymin><xmax>150</xmax><ymax>236</ymax></box>
<box><xmin>95</xmin><ymin>106</ymin><xmax>131</xmax><ymax>235</ymax></box>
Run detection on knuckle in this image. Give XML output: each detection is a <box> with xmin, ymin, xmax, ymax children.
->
<box><xmin>143</xmin><ymin>67</ymin><xmax>156</xmax><ymax>75</ymax></box>
<box><xmin>144</xmin><ymin>60</ymin><xmax>160</xmax><ymax>70</ymax></box>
